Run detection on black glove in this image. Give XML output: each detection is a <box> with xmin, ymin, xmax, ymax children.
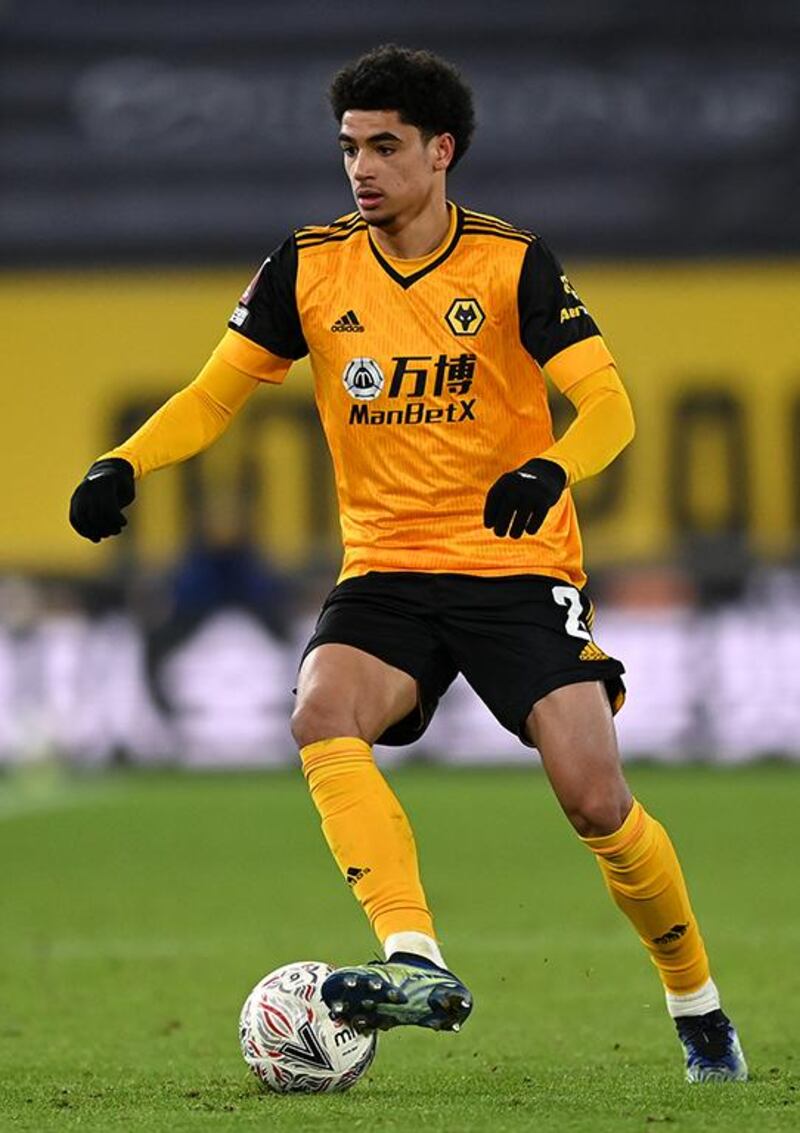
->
<box><xmin>483</xmin><ymin>457</ymin><xmax>566</xmax><ymax>539</ymax></box>
<box><xmin>69</xmin><ymin>458</ymin><xmax>136</xmax><ymax>542</ymax></box>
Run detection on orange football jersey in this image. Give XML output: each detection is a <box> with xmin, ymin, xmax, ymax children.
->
<box><xmin>218</xmin><ymin>203</ymin><xmax>614</xmax><ymax>585</ymax></box>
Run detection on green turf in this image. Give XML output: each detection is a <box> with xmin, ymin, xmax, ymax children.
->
<box><xmin>0</xmin><ymin>762</ymin><xmax>797</xmax><ymax>1132</ymax></box>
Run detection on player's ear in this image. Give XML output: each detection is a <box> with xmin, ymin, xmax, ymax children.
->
<box><xmin>431</xmin><ymin>132</ymin><xmax>455</xmax><ymax>173</ymax></box>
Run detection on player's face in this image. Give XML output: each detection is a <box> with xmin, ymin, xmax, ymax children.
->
<box><xmin>338</xmin><ymin>110</ymin><xmax>453</xmax><ymax>230</ymax></box>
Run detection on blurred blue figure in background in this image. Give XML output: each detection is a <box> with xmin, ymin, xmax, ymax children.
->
<box><xmin>141</xmin><ymin>494</ymin><xmax>296</xmax><ymax>765</ymax></box>
<box><xmin>170</xmin><ymin>495</ymin><xmax>289</xmax><ymax>639</ymax></box>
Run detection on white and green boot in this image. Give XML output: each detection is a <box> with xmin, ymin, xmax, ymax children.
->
<box><xmin>322</xmin><ymin>952</ymin><xmax>473</xmax><ymax>1033</ymax></box>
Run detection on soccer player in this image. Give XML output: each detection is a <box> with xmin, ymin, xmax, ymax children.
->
<box><xmin>69</xmin><ymin>45</ymin><xmax>746</xmax><ymax>1082</ymax></box>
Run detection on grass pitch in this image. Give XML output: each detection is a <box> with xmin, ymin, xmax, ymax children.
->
<box><xmin>0</xmin><ymin>762</ymin><xmax>797</xmax><ymax>1132</ymax></box>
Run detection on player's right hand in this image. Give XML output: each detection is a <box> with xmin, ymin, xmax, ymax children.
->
<box><xmin>69</xmin><ymin>458</ymin><xmax>136</xmax><ymax>542</ymax></box>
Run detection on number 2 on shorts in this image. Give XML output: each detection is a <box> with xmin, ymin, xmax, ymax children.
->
<box><xmin>552</xmin><ymin>585</ymin><xmax>591</xmax><ymax>640</ymax></box>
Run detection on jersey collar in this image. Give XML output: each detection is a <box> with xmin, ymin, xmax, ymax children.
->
<box><xmin>367</xmin><ymin>203</ymin><xmax>464</xmax><ymax>290</ymax></box>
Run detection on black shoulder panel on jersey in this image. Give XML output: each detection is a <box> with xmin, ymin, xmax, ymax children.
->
<box><xmin>462</xmin><ymin>223</ymin><xmax>534</xmax><ymax>247</ymax></box>
<box><xmin>295</xmin><ymin>213</ymin><xmax>365</xmax><ymax>247</ymax></box>
<box><xmin>295</xmin><ymin>225</ymin><xmax>367</xmax><ymax>250</ymax></box>
<box><xmin>228</xmin><ymin>235</ymin><xmax>308</xmax><ymax>360</ymax></box>
<box><xmin>461</xmin><ymin>209</ymin><xmax>535</xmax><ymax>243</ymax></box>
<box><xmin>517</xmin><ymin>238</ymin><xmax>602</xmax><ymax>367</ymax></box>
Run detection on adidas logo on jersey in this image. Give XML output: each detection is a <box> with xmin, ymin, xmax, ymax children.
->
<box><xmin>331</xmin><ymin>309</ymin><xmax>365</xmax><ymax>332</ymax></box>
<box><xmin>346</xmin><ymin>865</ymin><xmax>371</xmax><ymax>886</ymax></box>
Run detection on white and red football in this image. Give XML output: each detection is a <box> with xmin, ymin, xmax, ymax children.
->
<box><xmin>239</xmin><ymin>960</ymin><xmax>377</xmax><ymax>1094</ymax></box>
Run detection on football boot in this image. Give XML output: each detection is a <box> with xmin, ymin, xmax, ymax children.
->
<box><xmin>675</xmin><ymin>1009</ymin><xmax>748</xmax><ymax>1082</ymax></box>
<box><xmin>322</xmin><ymin>952</ymin><xmax>473</xmax><ymax>1034</ymax></box>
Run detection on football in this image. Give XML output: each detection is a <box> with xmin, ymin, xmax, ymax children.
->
<box><xmin>239</xmin><ymin>960</ymin><xmax>377</xmax><ymax>1094</ymax></box>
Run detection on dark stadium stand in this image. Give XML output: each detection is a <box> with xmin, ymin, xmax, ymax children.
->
<box><xmin>2</xmin><ymin>0</ymin><xmax>799</xmax><ymax>263</ymax></box>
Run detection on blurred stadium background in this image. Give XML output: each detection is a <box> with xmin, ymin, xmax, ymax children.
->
<box><xmin>3</xmin><ymin>0</ymin><xmax>800</xmax><ymax>771</ymax></box>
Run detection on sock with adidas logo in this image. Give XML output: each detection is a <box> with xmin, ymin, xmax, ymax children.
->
<box><xmin>581</xmin><ymin>799</ymin><xmax>712</xmax><ymax>996</ymax></box>
<box><xmin>300</xmin><ymin>737</ymin><xmax>437</xmax><ymax>944</ymax></box>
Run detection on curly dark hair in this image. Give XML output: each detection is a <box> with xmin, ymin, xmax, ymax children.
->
<box><xmin>329</xmin><ymin>44</ymin><xmax>476</xmax><ymax>170</ymax></box>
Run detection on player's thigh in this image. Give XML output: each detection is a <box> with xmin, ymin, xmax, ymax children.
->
<box><xmin>293</xmin><ymin>642</ymin><xmax>418</xmax><ymax>746</ymax></box>
<box><xmin>527</xmin><ymin>681</ymin><xmax>632</xmax><ymax>836</ymax></box>
<box><xmin>440</xmin><ymin>575</ymin><xmax>625</xmax><ymax>746</ymax></box>
<box><xmin>294</xmin><ymin>573</ymin><xmax>457</xmax><ymax>749</ymax></box>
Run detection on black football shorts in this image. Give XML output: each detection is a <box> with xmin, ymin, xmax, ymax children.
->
<box><xmin>300</xmin><ymin>572</ymin><xmax>625</xmax><ymax>748</ymax></box>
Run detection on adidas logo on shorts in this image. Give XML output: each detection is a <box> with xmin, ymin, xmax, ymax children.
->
<box><xmin>331</xmin><ymin>309</ymin><xmax>365</xmax><ymax>332</ymax></box>
<box><xmin>579</xmin><ymin>641</ymin><xmax>610</xmax><ymax>662</ymax></box>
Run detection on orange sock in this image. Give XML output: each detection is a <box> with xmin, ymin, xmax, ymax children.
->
<box><xmin>300</xmin><ymin>737</ymin><xmax>435</xmax><ymax>944</ymax></box>
<box><xmin>582</xmin><ymin>799</ymin><xmax>710</xmax><ymax>994</ymax></box>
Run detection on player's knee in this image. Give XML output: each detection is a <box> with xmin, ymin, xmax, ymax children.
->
<box><xmin>290</xmin><ymin>699</ymin><xmax>361</xmax><ymax>750</ymax></box>
<box><xmin>564</xmin><ymin>792</ymin><xmax>631</xmax><ymax>838</ymax></box>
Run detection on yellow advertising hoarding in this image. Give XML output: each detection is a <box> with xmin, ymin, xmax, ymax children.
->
<box><xmin>1</xmin><ymin>261</ymin><xmax>798</xmax><ymax>572</ymax></box>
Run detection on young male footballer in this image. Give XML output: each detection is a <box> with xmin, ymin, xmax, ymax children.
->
<box><xmin>70</xmin><ymin>45</ymin><xmax>747</xmax><ymax>1082</ymax></box>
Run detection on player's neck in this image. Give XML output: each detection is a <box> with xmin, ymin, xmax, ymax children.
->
<box><xmin>369</xmin><ymin>196</ymin><xmax>451</xmax><ymax>261</ymax></box>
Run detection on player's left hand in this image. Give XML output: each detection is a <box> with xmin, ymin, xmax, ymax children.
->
<box><xmin>483</xmin><ymin>458</ymin><xmax>566</xmax><ymax>538</ymax></box>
